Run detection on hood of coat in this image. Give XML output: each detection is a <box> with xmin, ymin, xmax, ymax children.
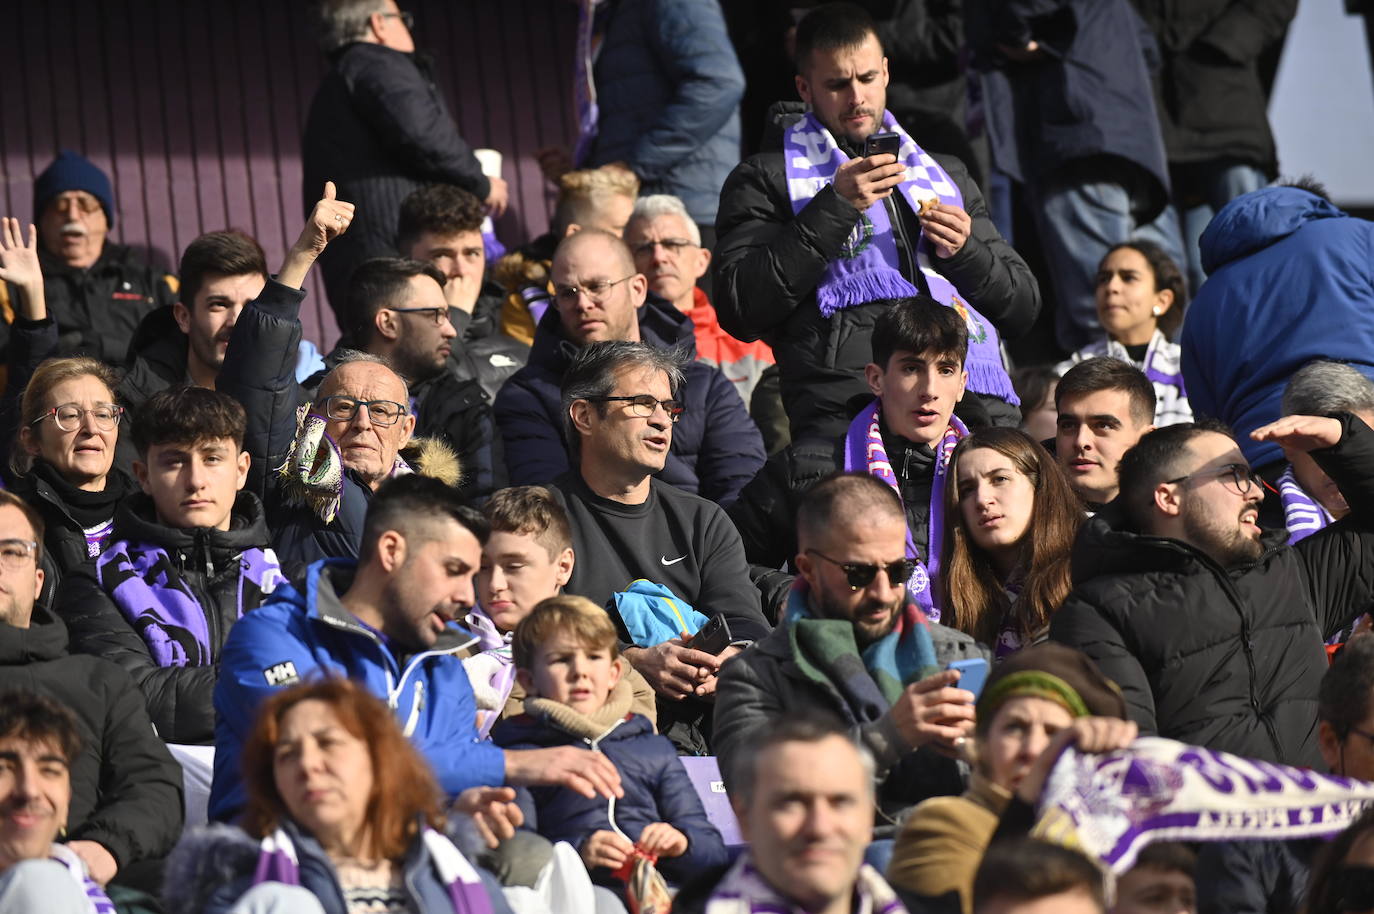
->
<box><xmin>160</xmin><ymin>822</ymin><xmax>261</xmax><ymax>914</ymax></box>
<box><xmin>110</xmin><ymin>490</ymin><xmax>273</xmax><ymax>566</ymax></box>
<box><xmin>124</xmin><ymin>305</ymin><xmax>189</xmax><ymax>378</ymax></box>
<box><xmin>1200</xmin><ymin>186</ymin><xmax>1348</xmax><ymax>274</ymax></box>
<box><xmin>0</xmin><ymin>605</ymin><xmax>71</xmax><ymax>665</ymax></box>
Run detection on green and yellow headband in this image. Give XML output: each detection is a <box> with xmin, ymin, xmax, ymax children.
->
<box><xmin>979</xmin><ymin>670</ymin><xmax>1091</xmax><ymax>722</ymax></box>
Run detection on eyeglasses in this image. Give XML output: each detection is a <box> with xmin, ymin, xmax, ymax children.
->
<box><xmin>386</xmin><ymin>306</ymin><xmax>449</xmax><ymax>327</ymax></box>
<box><xmin>320</xmin><ymin>395</ymin><xmax>408</xmax><ymax>427</ymax></box>
<box><xmin>1165</xmin><ymin>463</ymin><xmax>1265</xmax><ymax>498</ymax></box>
<box><xmin>805</xmin><ymin>548</ymin><xmax>916</xmax><ymax>591</ymax></box>
<box><xmin>378</xmin><ymin>9</ymin><xmax>414</xmax><ymax>29</ymax></box>
<box><xmin>629</xmin><ymin>239</ymin><xmax>697</xmax><ymax>258</ymax></box>
<box><xmin>552</xmin><ymin>276</ymin><xmax>635</xmax><ymax>305</ymax></box>
<box><xmin>584</xmin><ymin>395</ymin><xmax>684</xmax><ymax>423</ymax></box>
<box><xmin>0</xmin><ymin>540</ymin><xmax>38</xmax><ymax>572</ymax></box>
<box><xmin>32</xmin><ymin>403</ymin><xmax>123</xmax><ymax>432</ymax></box>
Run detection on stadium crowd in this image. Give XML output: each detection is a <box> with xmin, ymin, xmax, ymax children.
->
<box><xmin>6</xmin><ymin>0</ymin><xmax>1374</xmax><ymax>913</ymax></box>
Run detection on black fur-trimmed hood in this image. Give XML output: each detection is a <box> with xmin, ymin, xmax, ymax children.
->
<box><xmin>161</xmin><ymin>822</ymin><xmax>260</xmax><ymax>913</ymax></box>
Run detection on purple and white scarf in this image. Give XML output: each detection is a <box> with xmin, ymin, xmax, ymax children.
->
<box><xmin>704</xmin><ymin>851</ymin><xmax>906</xmax><ymax>914</ymax></box>
<box><xmin>1279</xmin><ymin>465</ymin><xmax>1331</xmax><ymax>545</ymax></box>
<box><xmin>1034</xmin><ymin>736</ymin><xmax>1374</xmax><ymax>874</ymax></box>
<box><xmin>462</xmin><ymin>607</ymin><xmax>517</xmax><ymax>738</ymax></box>
<box><xmin>253</xmin><ymin>826</ymin><xmax>493</xmax><ymax>914</ymax></box>
<box><xmin>571</xmin><ymin>0</ymin><xmax>605</xmax><ymax>165</ymax></box>
<box><xmin>96</xmin><ymin>542</ymin><xmax>282</xmax><ymax>667</ymax></box>
<box><xmin>50</xmin><ymin>843</ymin><xmax>116</xmax><ymax>914</ymax></box>
<box><xmin>783</xmin><ymin>110</ymin><xmax>1017</xmax><ymax>404</ymax></box>
<box><xmin>843</xmin><ymin>398</ymin><xmax>966</xmax><ymax>621</ymax></box>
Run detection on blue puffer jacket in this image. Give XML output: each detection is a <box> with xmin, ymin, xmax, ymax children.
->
<box><xmin>208</xmin><ymin>560</ymin><xmax>506</xmax><ymax>822</ymax></box>
<box><xmin>1181</xmin><ymin>187</ymin><xmax>1374</xmax><ymax>467</ymax></box>
<box><xmin>493</xmin><ymin>296</ymin><xmax>765</xmax><ymax>507</ymax></box>
<box><xmin>492</xmin><ymin>707</ymin><xmax>727</xmax><ymax>885</ymax></box>
<box><xmin>585</xmin><ymin>0</ymin><xmax>743</xmax><ymax>225</ymax></box>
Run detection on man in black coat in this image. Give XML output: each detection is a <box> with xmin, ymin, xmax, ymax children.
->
<box><xmin>714</xmin><ymin>3</ymin><xmax>1039</xmax><ymax>444</ymax></box>
<box><xmin>302</xmin><ymin>0</ymin><xmax>507</xmax><ymax>326</ymax></box>
<box><xmin>1050</xmin><ymin>413</ymin><xmax>1374</xmax><ymax>768</ymax></box>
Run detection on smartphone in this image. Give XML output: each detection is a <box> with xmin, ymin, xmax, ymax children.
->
<box><xmin>690</xmin><ymin>614</ymin><xmax>733</xmax><ymax>655</ymax></box>
<box><xmin>946</xmin><ymin>657</ymin><xmax>990</xmax><ymax>699</ymax></box>
<box><xmin>863</xmin><ymin>131</ymin><xmax>901</xmax><ymax>159</ymax></box>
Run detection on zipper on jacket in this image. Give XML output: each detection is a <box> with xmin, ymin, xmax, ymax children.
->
<box><xmin>886</xmin><ymin>195</ymin><xmax>924</xmax><ymax>294</ymax></box>
<box><xmin>403</xmin><ymin>680</ymin><xmax>426</xmax><ymax>737</ymax></box>
<box><xmin>1211</xmin><ymin>565</ymin><xmax>1285</xmax><ymax>757</ymax></box>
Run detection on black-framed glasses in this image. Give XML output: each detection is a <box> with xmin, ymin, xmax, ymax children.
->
<box><xmin>629</xmin><ymin>239</ymin><xmax>697</xmax><ymax>258</ymax></box>
<box><xmin>0</xmin><ymin>539</ymin><xmax>38</xmax><ymax>572</ymax></box>
<box><xmin>379</xmin><ymin>9</ymin><xmax>414</xmax><ymax>29</ymax></box>
<box><xmin>1165</xmin><ymin>463</ymin><xmax>1264</xmax><ymax>498</ymax></box>
<box><xmin>386</xmin><ymin>306</ymin><xmax>449</xmax><ymax>327</ymax></box>
<box><xmin>805</xmin><ymin>548</ymin><xmax>916</xmax><ymax>591</ymax></box>
<box><xmin>552</xmin><ymin>276</ymin><xmax>635</xmax><ymax>305</ymax></box>
<box><xmin>584</xmin><ymin>395</ymin><xmax>684</xmax><ymax>423</ymax></box>
<box><xmin>31</xmin><ymin>403</ymin><xmax>123</xmax><ymax>432</ymax></box>
<box><xmin>320</xmin><ymin>395</ymin><xmax>408</xmax><ymax>427</ymax></box>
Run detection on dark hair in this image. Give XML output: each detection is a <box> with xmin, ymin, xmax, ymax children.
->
<box><xmin>1320</xmin><ymin>634</ymin><xmax>1374</xmax><ymax>737</ymax></box>
<box><xmin>560</xmin><ymin>340</ymin><xmax>688</xmax><ymax>456</ymax></box>
<box><xmin>1131</xmin><ymin>842</ymin><xmax>1197</xmax><ymax>880</ymax></box>
<box><xmin>796</xmin><ymin>471</ymin><xmax>905</xmax><ymax>549</ymax></box>
<box><xmin>361</xmin><ymin>473</ymin><xmax>490</xmax><ymax>560</ymax></box>
<box><xmin>1100</xmin><ymin>240</ymin><xmax>1189</xmax><ymax>338</ymax></box>
<box><xmin>344</xmin><ymin>257</ymin><xmax>447</xmax><ymax>345</ymax></box>
<box><xmin>871</xmin><ymin>296</ymin><xmax>968</xmax><ymax>370</ymax></box>
<box><xmin>0</xmin><ymin>491</ymin><xmax>46</xmax><ymax>566</ymax></box>
<box><xmin>973</xmin><ymin>839</ymin><xmax>1106</xmax><ymax>913</ymax></box>
<box><xmin>1281</xmin><ymin>174</ymin><xmax>1331</xmax><ymax>202</ymax></box>
<box><xmin>940</xmin><ymin>429</ymin><xmax>1083</xmax><ymax>646</ymax></box>
<box><xmin>483</xmin><ymin>486</ymin><xmax>572</xmax><ymax>559</ymax></box>
<box><xmin>1305</xmin><ymin>806</ymin><xmax>1374</xmax><ymax>914</ymax></box>
<box><xmin>240</xmin><ymin>678</ymin><xmax>443</xmax><ymax>861</ymax></box>
<box><xmin>1055</xmin><ymin>357</ymin><xmax>1157</xmax><ymax>427</ymax></box>
<box><xmin>131</xmin><ymin>386</ymin><xmax>247</xmax><ymax>457</ymax></box>
<box><xmin>397</xmin><ymin>184</ymin><xmax>485</xmax><ymax>254</ymax></box>
<box><xmin>1116</xmin><ymin>419</ymin><xmax>1234</xmax><ymax>532</ymax></box>
<box><xmin>178</xmin><ymin>230</ymin><xmax>267</xmax><ymax>310</ymax></box>
<box><xmin>795</xmin><ymin>2</ymin><xmax>879</xmax><ymax>73</ymax></box>
<box><xmin>728</xmin><ymin>710</ymin><xmax>872</xmax><ymax>802</ymax></box>
<box><xmin>1012</xmin><ymin>364</ymin><xmax>1060</xmax><ymax>427</ymax></box>
<box><xmin>0</xmin><ymin>689</ymin><xmax>82</xmax><ymax>765</ymax></box>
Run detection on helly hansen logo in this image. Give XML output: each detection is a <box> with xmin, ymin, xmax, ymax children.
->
<box><xmin>263</xmin><ymin>661</ymin><xmax>300</xmax><ymax>687</ymax></box>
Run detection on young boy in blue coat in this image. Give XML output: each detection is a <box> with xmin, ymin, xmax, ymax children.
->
<box><xmin>491</xmin><ymin>595</ymin><xmax>727</xmax><ymax>885</ymax></box>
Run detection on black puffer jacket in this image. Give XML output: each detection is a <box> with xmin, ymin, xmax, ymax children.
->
<box><xmin>1049</xmin><ymin>413</ymin><xmax>1374</xmax><ymax>768</ymax></box>
<box><xmin>0</xmin><ymin>607</ymin><xmax>183</xmax><ymax>869</ymax></box>
<box><xmin>114</xmin><ymin>305</ymin><xmax>187</xmax><ymax>471</ymax></box>
<box><xmin>55</xmin><ymin>491</ymin><xmax>277</xmax><ymax>745</ymax></box>
<box><xmin>713</xmin><ymin>104</ymin><xmax>1040</xmax><ymax>442</ymax></box>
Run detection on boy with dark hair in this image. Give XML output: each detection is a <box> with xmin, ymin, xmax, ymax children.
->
<box><xmin>1055</xmin><ymin>357</ymin><xmax>1157</xmax><ymax>508</ymax></box>
<box><xmin>1112</xmin><ymin>843</ymin><xmax>1195</xmax><ymax>914</ymax></box>
<box><xmin>729</xmin><ymin>295</ymin><xmax>970</xmax><ymax>618</ymax></box>
<box><xmin>493</xmin><ymin>595</ymin><xmax>727</xmax><ymax>886</ymax></box>
<box><xmin>973</xmin><ymin>838</ymin><xmax>1106</xmax><ymax>914</ymax></box>
<box><xmin>55</xmin><ymin>386</ymin><xmax>280</xmax><ymax>745</ymax></box>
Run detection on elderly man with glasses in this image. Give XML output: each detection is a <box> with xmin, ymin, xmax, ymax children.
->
<box><xmin>494</xmin><ymin>228</ymin><xmax>764</xmax><ymax>507</ymax></box>
<box><xmin>1051</xmin><ymin>412</ymin><xmax>1374</xmax><ymax>769</ymax></box>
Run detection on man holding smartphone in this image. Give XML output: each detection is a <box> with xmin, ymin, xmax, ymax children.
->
<box><xmin>714</xmin><ymin>2</ymin><xmax>1041</xmax><ymax>445</ymax></box>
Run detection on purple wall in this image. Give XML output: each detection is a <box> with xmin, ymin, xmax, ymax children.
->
<box><xmin>0</xmin><ymin>0</ymin><xmax>577</xmax><ymax>350</ymax></box>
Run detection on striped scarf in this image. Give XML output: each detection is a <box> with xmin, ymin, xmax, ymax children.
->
<box><xmin>1278</xmin><ymin>465</ymin><xmax>1331</xmax><ymax>544</ymax></box>
<box><xmin>705</xmin><ymin>852</ymin><xmax>907</xmax><ymax>914</ymax></box>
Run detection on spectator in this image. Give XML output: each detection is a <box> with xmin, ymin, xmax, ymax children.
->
<box><xmin>1300</xmin><ymin>807</ymin><xmax>1374</xmax><ymax>914</ymax></box>
<box><xmin>209</xmin><ymin>473</ymin><xmax>623</xmax><ymax>825</ymax></box>
<box><xmin>1013</xmin><ymin>364</ymin><xmax>1059</xmax><ymax>445</ymax></box>
<box><xmin>492</xmin><ymin>595</ymin><xmax>728</xmax><ymax>888</ymax></box>
<box><xmin>965</xmin><ymin>0</ymin><xmax>1185</xmax><ymax>352</ymax></box>
<box><xmin>167</xmin><ymin>678</ymin><xmax>511</xmax><ymax>914</ymax></box>
<box><xmin>494</xmin><ymin>166</ymin><xmax>640</xmax><ymax>347</ymax></box>
<box><xmin>715</xmin><ymin>473</ymin><xmax>979</xmax><ymax>827</ymax></box>
<box><xmin>1050</xmin><ymin>414</ymin><xmax>1374</xmax><ymax>767</ymax></box>
<box><xmin>1131</xmin><ymin>0</ymin><xmax>1296</xmax><ymax>293</ymax></box>
<box><xmin>0</xmin><ymin>151</ymin><xmax>177</xmax><ymax>365</ymax></box>
<box><xmin>495</xmin><ymin>229</ymin><xmax>764</xmax><ymax>506</ymax></box>
<box><xmin>302</xmin><ymin>0</ymin><xmax>507</xmax><ymax>326</ymax></box>
<box><xmin>397</xmin><ymin>184</ymin><xmax>527</xmax><ymax>400</ymax></box>
<box><xmin>311</xmin><ymin>256</ymin><xmax>496</xmax><ymax>499</ymax></box>
<box><xmin>940</xmin><ymin>428</ymin><xmax>1083</xmax><ymax>657</ymax></box>
<box><xmin>54</xmin><ymin>387</ymin><xmax>278</xmax><ymax>746</ymax></box>
<box><xmin>888</xmin><ymin>643</ymin><xmax>1130</xmax><ymax>913</ymax></box>
<box><xmin>729</xmin><ymin>296</ymin><xmax>971</xmax><ymax>621</ymax></box>
<box><xmin>0</xmin><ymin>488</ymin><xmax>183</xmax><ymax>892</ymax></box>
<box><xmin>1055</xmin><ymin>242</ymin><xmax>1192</xmax><ymax>428</ymax></box>
<box><xmin>714</xmin><ymin>2</ymin><xmax>1040</xmax><ymax>442</ymax></box>
<box><xmin>973</xmin><ymin>839</ymin><xmax>1107</xmax><ymax>914</ymax></box>
<box><xmin>0</xmin><ymin>690</ymin><xmax>115</xmax><ymax>914</ymax></box>
<box><xmin>1276</xmin><ymin>362</ymin><xmax>1374</xmax><ymax>544</ymax></box>
<box><xmin>672</xmin><ymin>712</ymin><xmax>912</xmax><ymax>914</ymax></box>
<box><xmin>548</xmin><ymin>341</ymin><xmax>769</xmax><ymax>751</ymax></box>
<box><xmin>1112</xmin><ymin>844</ymin><xmax>1196</xmax><ymax>914</ymax></box>
<box><xmin>1053</xmin><ymin>359</ymin><xmax>1157</xmax><ymax>509</ymax></box>
<box><xmin>1180</xmin><ymin>181</ymin><xmax>1374</xmax><ymax>471</ymax></box>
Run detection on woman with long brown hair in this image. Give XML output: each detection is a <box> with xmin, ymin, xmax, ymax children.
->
<box><xmin>938</xmin><ymin>428</ymin><xmax>1083</xmax><ymax>656</ymax></box>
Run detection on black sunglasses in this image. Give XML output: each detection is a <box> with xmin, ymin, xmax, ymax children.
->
<box><xmin>805</xmin><ymin>548</ymin><xmax>915</xmax><ymax>591</ymax></box>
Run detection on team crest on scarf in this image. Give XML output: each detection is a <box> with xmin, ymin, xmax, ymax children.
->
<box><xmin>951</xmin><ymin>294</ymin><xmax>988</xmax><ymax>344</ymax></box>
<box><xmin>840</xmin><ymin>213</ymin><xmax>876</xmax><ymax>259</ymax></box>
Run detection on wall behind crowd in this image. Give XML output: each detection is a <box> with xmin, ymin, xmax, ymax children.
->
<box><xmin>0</xmin><ymin>0</ymin><xmax>577</xmax><ymax>350</ymax></box>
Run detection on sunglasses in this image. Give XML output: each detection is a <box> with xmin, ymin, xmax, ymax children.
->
<box><xmin>805</xmin><ymin>548</ymin><xmax>916</xmax><ymax>591</ymax></box>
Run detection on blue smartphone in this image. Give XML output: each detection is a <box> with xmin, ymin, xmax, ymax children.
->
<box><xmin>946</xmin><ymin>657</ymin><xmax>990</xmax><ymax>699</ymax></box>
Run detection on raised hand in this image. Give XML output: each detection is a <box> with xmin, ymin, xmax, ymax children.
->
<box><xmin>0</xmin><ymin>218</ymin><xmax>46</xmax><ymax>319</ymax></box>
<box><xmin>1014</xmin><ymin>716</ymin><xmax>1139</xmax><ymax>806</ymax></box>
<box><xmin>279</xmin><ymin>181</ymin><xmax>356</xmax><ymax>289</ymax></box>
<box><xmin>1252</xmin><ymin>415</ymin><xmax>1346</xmax><ymax>453</ymax></box>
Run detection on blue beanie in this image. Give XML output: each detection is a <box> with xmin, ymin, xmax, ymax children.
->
<box><xmin>33</xmin><ymin>150</ymin><xmax>115</xmax><ymax>226</ymax></box>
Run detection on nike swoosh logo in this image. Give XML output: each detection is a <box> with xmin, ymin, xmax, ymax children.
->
<box><xmin>661</xmin><ymin>555</ymin><xmax>687</xmax><ymax>566</ymax></box>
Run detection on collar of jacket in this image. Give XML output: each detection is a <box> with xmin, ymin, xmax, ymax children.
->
<box><xmin>124</xmin><ymin>305</ymin><xmax>189</xmax><ymax>380</ymax></box>
<box><xmin>529</xmin><ymin>291</ymin><xmax>698</xmax><ymax>373</ymax></box>
<box><xmin>111</xmin><ymin>491</ymin><xmax>272</xmax><ymax>568</ymax></box>
<box><xmin>303</xmin><ymin>559</ymin><xmax>478</xmax><ymax>657</ymax></box>
<box><xmin>37</xmin><ymin>241</ymin><xmax>135</xmax><ymax>280</ymax></box>
<box><xmin>0</xmin><ymin>605</ymin><xmax>70</xmax><ymax>664</ymax></box>
<box><xmin>523</xmin><ymin>678</ymin><xmax>638</xmax><ymax>743</ymax></box>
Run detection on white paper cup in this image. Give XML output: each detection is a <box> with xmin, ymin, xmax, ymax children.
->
<box><xmin>474</xmin><ymin>148</ymin><xmax>503</xmax><ymax>179</ymax></box>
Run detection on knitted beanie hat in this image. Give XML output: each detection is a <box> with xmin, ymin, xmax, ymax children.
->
<box><xmin>975</xmin><ymin>642</ymin><xmax>1127</xmax><ymax>734</ymax></box>
<box><xmin>33</xmin><ymin>150</ymin><xmax>115</xmax><ymax>226</ymax></box>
